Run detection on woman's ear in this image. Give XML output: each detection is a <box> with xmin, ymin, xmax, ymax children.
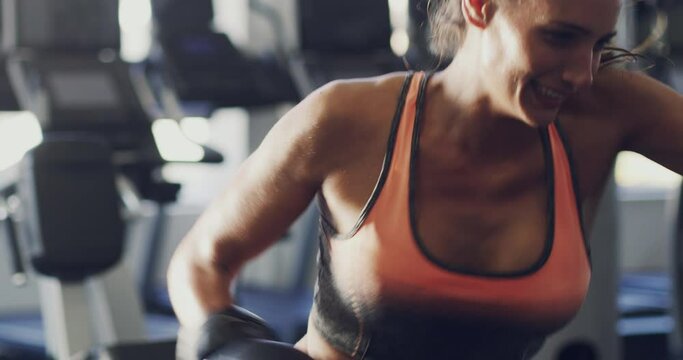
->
<box><xmin>461</xmin><ymin>0</ymin><xmax>493</xmax><ymax>29</ymax></box>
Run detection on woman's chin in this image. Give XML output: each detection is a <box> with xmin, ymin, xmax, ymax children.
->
<box><xmin>517</xmin><ymin>83</ymin><xmax>565</xmax><ymax>127</ymax></box>
<box><xmin>519</xmin><ymin>106</ymin><xmax>560</xmax><ymax>128</ymax></box>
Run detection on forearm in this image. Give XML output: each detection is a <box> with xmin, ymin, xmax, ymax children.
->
<box><xmin>167</xmin><ymin>239</ymin><xmax>237</xmax><ymax>330</ymax></box>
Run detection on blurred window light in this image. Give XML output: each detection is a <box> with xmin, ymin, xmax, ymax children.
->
<box><xmin>388</xmin><ymin>0</ymin><xmax>409</xmax><ymax>56</ymax></box>
<box><xmin>119</xmin><ymin>0</ymin><xmax>152</xmax><ymax>62</ymax></box>
<box><xmin>388</xmin><ymin>0</ymin><xmax>408</xmax><ymax>29</ymax></box>
<box><xmin>213</xmin><ymin>0</ymin><xmax>249</xmax><ymax>48</ymax></box>
<box><xmin>152</xmin><ymin>119</ymin><xmax>205</xmax><ymax>162</ymax></box>
<box><xmin>0</xmin><ymin>112</ymin><xmax>43</xmax><ymax>171</ymax></box>
<box><xmin>615</xmin><ymin>151</ymin><xmax>682</xmax><ymax>190</ymax></box>
<box><xmin>180</xmin><ymin>117</ymin><xmax>211</xmax><ymax>145</ymax></box>
<box><xmin>391</xmin><ymin>29</ymin><xmax>410</xmax><ymax>56</ymax></box>
<box><xmin>119</xmin><ymin>0</ymin><xmax>151</xmax><ymax>30</ymax></box>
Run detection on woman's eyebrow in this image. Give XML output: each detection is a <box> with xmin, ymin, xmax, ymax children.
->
<box><xmin>600</xmin><ymin>31</ymin><xmax>618</xmax><ymax>43</ymax></box>
<box><xmin>548</xmin><ymin>21</ymin><xmax>618</xmax><ymax>40</ymax></box>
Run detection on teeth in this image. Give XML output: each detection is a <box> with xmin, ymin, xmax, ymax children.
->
<box><xmin>537</xmin><ymin>84</ymin><xmax>564</xmax><ymax>101</ymax></box>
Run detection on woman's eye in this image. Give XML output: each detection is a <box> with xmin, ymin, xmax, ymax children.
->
<box><xmin>543</xmin><ymin>31</ymin><xmax>577</xmax><ymax>46</ymax></box>
<box><xmin>593</xmin><ymin>40</ymin><xmax>609</xmax><ymax>52</ymax></box>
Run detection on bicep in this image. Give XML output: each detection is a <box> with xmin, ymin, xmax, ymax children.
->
<box><xmin>187</xmin><ymin>99</ymin><xmax>331</xmax><ymax>270</ymax></box>
<box><xmin>210</xmin><ymin>152</ymin><xmax>319</xmax><ymax>265</ymax></box>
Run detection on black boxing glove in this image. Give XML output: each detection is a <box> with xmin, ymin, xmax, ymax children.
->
<box><xmin>196</xmin><ymin>306</ymin><xmax>279</xmax><ymax>359</ymax></box>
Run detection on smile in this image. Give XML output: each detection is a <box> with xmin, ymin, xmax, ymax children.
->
<box><xmin>538</xmin><ymin>84</ymin><xmax>564</xmax><ymax>101</ymax></box>
<box><xmin>532</xmin><ymin>81</ymin><xmax>567</xmax><ymax>107</ymax></box>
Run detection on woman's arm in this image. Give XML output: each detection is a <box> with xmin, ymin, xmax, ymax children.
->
<box><xmin>167</xmin><ymin>72</ymin><xmax>406</xmax><ymax>340</ymax></box>
<box><xmin>613</xmin><ymin>69</ymin><xmax>683</xmax><ymax>173</ymax></box>
<box><xmin>167</xmin><ymin>84</ymin><xmax>342</xmax><ymax>330</ymax></box>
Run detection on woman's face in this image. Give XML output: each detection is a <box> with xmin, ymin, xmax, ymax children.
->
<box><xmin>478</xmin><ymin>0</ymin><xmax>620</xmax><ymax>126</ymax></box>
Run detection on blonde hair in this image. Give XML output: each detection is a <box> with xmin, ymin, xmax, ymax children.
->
<box><xmin>427</xmin><ymin>0</ymin><xmax>465</xmax><ymax>59</ymax></box>
<box><xmin>427</xmin><ymin>0</ymin><xmax>639</xmax><ymax>67</ymax></box>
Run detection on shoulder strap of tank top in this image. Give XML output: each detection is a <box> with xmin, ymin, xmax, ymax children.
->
<box><xmin>411</xmin><ymin>71</ymin><xmax>434</xmax><ymax>145</ymax></box>
<box><xmin>316</xmin><ymin>71</ymin><xmax>416</xmax><ymax>239</ymax></box>
<box><xmin>548</xmin><ymin>121</ymin><xmax>591</xmax><ymax>263</ymax></box>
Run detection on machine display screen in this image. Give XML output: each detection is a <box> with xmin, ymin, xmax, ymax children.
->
<box><xmin>48</xmin><ymin>72</ymin><xmax>121</xmax><ymax>110</ymax></box>
<box><xmin>299</xmin><ymin>0</ymin><xmax>392</xmax><ymax>52</ymax></box>
<box><xmin>14</xmin><ymin>0</ymin><xmax>119</xmax><ymax>49</ymax></box>
<box><xmin>668</xmin><ymin>5</ymin><xmax>683</xmax><ymax>58</ymax></box>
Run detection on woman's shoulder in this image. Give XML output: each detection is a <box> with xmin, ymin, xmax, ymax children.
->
<box><xmin>302</xmin><ymin>72</ymin><xmax>410</xmax><ymax>142</ymax></box>
<box><xmin>569</xmin><ymin>66</ymin><xmax>676</xmax><ymax>114</ymax></box>
<box><xmin>312</xmin><ymin>71</ymin><xmax>412</xmax><ymax>122</ymax></box>
<box><xmin>276</xmin><ymin>72</ymin><xmax>412</xmax><ymax>179</ymax></box>
<box><xmin>563</xmin><ymin>66</ymin><xmax>682</xmax><ymax>140</ymax></box>
<box><xmin>555</xmin><ymin>66</ymin><xmax>682</xmax><ymax>199</ymax></box>
<box><xmin>559</xmin><ymin>67</ymin><xmax>671</xmax><ymax>140</ymax></box>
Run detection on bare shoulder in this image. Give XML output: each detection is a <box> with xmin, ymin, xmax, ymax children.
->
<box><xmin>590</xmin><ymin>67</ymin><xmax>683</xmax><ymax>156</ymax></box>
<box><xmin>565</xmin><ymin>68</ymin><xmax>657</xmax><ymax>116</ymax></box>
<box><xmin>553</xmin><ymin>69</ymin><xmax>659</xmax><ymax>201</ymax></box>
<box><xmin>587</xmin><ymin>67</ymin><xmax>681</xmax><ymax>125</ymax></box>
<box><xmin>557</xmin><ymin>66</ymin><xmax>683</xmax><ymax>207</ymax></box>
<box><xmin>314</xmin><ymin>71</ymin><xmax>411</xmax><ymax>130</ymax></box>
<box><xmin>284</xmin><ymin>72</ymin><xmax>411</xmax><ymax>179</ymax></box>
<box><xmin>594</xmin><ymin>66</ymin><xmax>677</xmax><ymax>95</ymax></box>
<box><xmin>562</xmin><ymin>66</ymin><xmax>682</xmax><ymax>140</ymax></box>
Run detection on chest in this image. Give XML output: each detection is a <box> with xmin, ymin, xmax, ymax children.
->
<box><xmin>323</xmin><ymin>130</ymin><xmax>557</xmax><ymax>274</ymax></box>
<box><xmin>412</xmin><ymin>139</ymin><xmax>551</xmax><ymax>273</ymax></box>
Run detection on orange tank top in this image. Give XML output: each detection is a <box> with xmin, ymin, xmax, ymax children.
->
<box><xmin>313</xmin><ymin>72</ymin><xmax>591</xmax><ymax>359</ymax></box>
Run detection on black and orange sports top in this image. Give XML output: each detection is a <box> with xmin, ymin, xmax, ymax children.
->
<box><xmin>313</xmin><ymin>72</ymin><xmax>591</xmax><ymax>359</ymax></box>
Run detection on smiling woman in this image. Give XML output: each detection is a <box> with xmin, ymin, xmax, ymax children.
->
<box><xmin>166</xmin><ymin>0</ymin><xmax>683</xmax><ymax>359</ymax></box>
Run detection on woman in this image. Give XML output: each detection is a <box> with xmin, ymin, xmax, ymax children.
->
<box><xmin>167</xmin><ymin>0</ymin><xmax>683</xmax><ymax>358</ymax></box>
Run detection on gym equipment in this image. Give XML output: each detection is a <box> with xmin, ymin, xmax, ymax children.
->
<box><xmin>0</xmin><ymin>2</ymin><xmax>21</xmax><ymax>111</ymax></box>
<box><xmin>0</xmin><ymin>0</ymin><xmax>220</xmax><ymax>358</ymax></box>
<box><xmin>0</xmin><ymin>1</ymin><xmax>317</xmax><ymax>357</ymax></box>
<box><xmin>0</xmin><ymin>137</ymin><xmax>177</xmax><ymax>360</ymax></box>
<box><xmin>148</xmin><ymin>0</ymin><xmax>299</xmax><ymax>111</ymax></box>
<box><xmin>673</xmin><ymin>184</ymin><xmax>683</xmax><ymax>360</ymax></box>
<box><xmin>2</xmin><ymin>137</ymin><xmax>312</xmax><ymax>360</ymax></box>
<box><xmin>290</xmin><ymin>0</ymin><xmax>405</xmax><ymax>95</ymax></box>
<box><xmin>663</xmin><ymin>1</ymin><xmax>683</xmax><ymax>59</ymax></box>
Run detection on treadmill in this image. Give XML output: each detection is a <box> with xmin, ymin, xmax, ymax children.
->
<box><xmin>149</xmin><ymin>0</ymin><xmax>300</xmax><ymax>112</ymax></box>
<box><xmin>290</xmin><ymin>0</ymin><xmax>405</xmax><ymax>95</ymax></box>
<box><xmin>0</xmin><ymin>0</ymin><xmax>219</xmax><ymax>358</ymax></box>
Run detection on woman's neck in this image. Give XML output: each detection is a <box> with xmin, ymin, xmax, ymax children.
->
<box><xmin>425</xmin><ymin>59</ymin><xmax>539</xmax><ymax>162</ymax></box>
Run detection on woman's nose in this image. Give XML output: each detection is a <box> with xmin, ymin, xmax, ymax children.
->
<box><xmin>562</xmin><ymin>50</ymin><xmax>597</xmax><ymax>90</ymax></box>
